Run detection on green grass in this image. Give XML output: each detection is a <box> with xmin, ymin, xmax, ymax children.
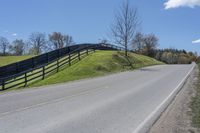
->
<box><xmin>0</xmin><ymin>55</ymin><xmax>32</xmax><ymax>67</ymax></box>
<box><xmin>29</xmin><ymin>51</ymin><xmax>163</xmax><ymax>87</ymax></box>
<box><xmin>191</xmin><ymin>63</ymin><xmax>200</xmax><ymax>129</ymax></box>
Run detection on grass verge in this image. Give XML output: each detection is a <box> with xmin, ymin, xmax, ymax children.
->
<box><xmin>191</xmin><ymin>63</ymin><xmax>200</xmax><ymax>129</ymax></box>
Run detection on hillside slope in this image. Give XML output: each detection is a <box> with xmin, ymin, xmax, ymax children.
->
<box><xmin>30</xmin><ymin>51</ymin><xmax>163</xmax><ymax>87</ymax></box>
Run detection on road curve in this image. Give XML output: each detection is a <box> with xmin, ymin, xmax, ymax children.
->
<box><xmin>0</xmin><ymin>63</ymin><xmax>195</xmax><ymax>133</ymax></box>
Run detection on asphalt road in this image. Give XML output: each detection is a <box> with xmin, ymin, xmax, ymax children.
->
<box><xmin>0</xmin><ymin>64</ymin><xmax>195</xmax><ymax>133</ymax></box>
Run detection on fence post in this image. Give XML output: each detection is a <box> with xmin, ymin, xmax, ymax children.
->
<box><xmin>2</xmin><ymin>79</ymin><xmax>5</xmax><ymax>90</ymax></box>
<box><xmin>56</xmin><ymin>50</ymin><xmax>60</xmax><ymax>72</ymax></box>
<box><xmin>16</xmin><ymin>63</ymin><xmax>19</xmax><ymax>73</ymax></box>
<box><xmin>57</xmin><ymin>49</ymin><xmax>60</xmax><ymax>58</ymax></box>
<box><xmin>24</xmin><ymin>73</ymin><xmax>27</xmax><ymax>87</ymax></box>
<box><xmin>42</xmin><ymin>66</ymin><xmax>45</xmax><ymax>79</ymax></box>
<box><xmin>32</xmin><ymin>58</ymin><xmax>34</xmax><ymax>68</ymax></box>
<box><xmin>86</xmin><ymin>48</ymin><xmax>89</xmax><ymax>55</ymax></box>
<box><xmin>78</xmin><ymin>50</ymin><xmax>81</xmax><ymax>60</ymax></box>
<box><xmin>46</xmin><ymin>53</ymin><xmax>49</xmax><ymax>63</ymax></box>
<box><xmin>56</xmin><ymin>59</ymin><xmax>59</xmax><ymax>72</ymax></box>
<box><xmin>69</xmin><ymin>53</ymin><xmax>71</xmax><ymax>66</ymax></box>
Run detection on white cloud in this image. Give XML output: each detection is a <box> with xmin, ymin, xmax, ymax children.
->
<box><xmin>192</xmin><ymin>38</ymin><xmax>200</xmax><ymax>44</ymax></box>
<box><xmin>12</xmin><ymin>33</ymin><xmax>17</xmax><ymax>36</ymax></box>
<box><xmin>164</xmin><ymin>0</ymin><xmax>200</xmax><ymax>9</ymax></box>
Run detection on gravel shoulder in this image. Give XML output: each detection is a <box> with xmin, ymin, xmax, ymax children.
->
<box><xmin>149</xmin><ymin>65</ymin><xmax>199</xmax><ymax>133</ymax></box>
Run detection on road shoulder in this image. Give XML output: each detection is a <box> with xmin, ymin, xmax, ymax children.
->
<box><xmin>149</xmin><ymin>65</ymin><xmax>199</xmax><ymax>133</ymax></box>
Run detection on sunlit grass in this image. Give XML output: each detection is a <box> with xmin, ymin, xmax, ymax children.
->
<box><xmin>0</xmin><ymin>55</ymin><xmax>33</xmax><ymax>67</ymax></box>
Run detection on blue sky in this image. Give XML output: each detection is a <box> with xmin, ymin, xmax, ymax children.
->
<box><xmin>0</xmin><ymin>0</ymin><xmax>200</xmax><ymax>54</ymax></box>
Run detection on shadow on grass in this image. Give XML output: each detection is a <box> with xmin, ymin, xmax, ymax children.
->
<box><xmin>124</xmin><ymin>56</ymin><xmax>134</xmax><ymax>69</ymax></box>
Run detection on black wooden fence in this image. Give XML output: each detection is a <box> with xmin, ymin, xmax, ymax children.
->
<box><xmin>0</xmin><ymin>43</ymin><xmax>123</xmax><ymax>90</ymax></box>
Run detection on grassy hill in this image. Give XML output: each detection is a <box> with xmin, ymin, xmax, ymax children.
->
<box><xmin>29</xmin><ymin>51</ymin><xmax>163</xmax><ymax>87</ymax></box>
<box><xmin>0</xmin><ymin>55</ymin><xmax>32</xmax><ymax>67</ymax></box>
<box><xmin>0</xmin><ymin>51</ymin><xmax>163</xmax><ymax>90</ymax></box>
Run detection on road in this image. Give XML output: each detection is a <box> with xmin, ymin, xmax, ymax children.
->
<box><xmin>0</xmin><ymin>64</ymin><xmax>195</xmax><ymax>133</ymax></box>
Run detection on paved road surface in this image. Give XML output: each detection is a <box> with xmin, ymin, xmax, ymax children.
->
<box><xmin>0</xmin><ymin>64</ymin><xmax>195</xmax><ymax>133</ymax></box>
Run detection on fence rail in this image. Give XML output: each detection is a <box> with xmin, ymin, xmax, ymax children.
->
<box><xmin>0</xmin><ymin>43</ymin><xmax>123</xmax><ymax>90</ymax></box>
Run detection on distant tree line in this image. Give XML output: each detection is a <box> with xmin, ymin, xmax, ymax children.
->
<box><xmin>154</xmin><ymin>49</ymin><xmax>198</xmax><ymax>64</ymax></box>
<box><xmin>0</xmin><ymin>32</ymin><xmax>74</xmax><ymax>56</ymax></box>
<box><xmin>131</xmin><ymin>32</ymin><xmax>198</xmax><ymax>64</ymax></box>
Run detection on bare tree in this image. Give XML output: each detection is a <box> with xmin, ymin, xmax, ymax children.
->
<box><xmin>111</xmin><ymin>0</ymin><xmax>140</xmax><ymax>56</ymax></box>
<box><xmin>64</xmin><ymin>35</ymin><xmax>73</xmax><ymax>46</ymax></box>
<box><xmin>132</xmin><ymin>32</ymin><xmax>144</xmax><ymax>52</ymax></box>
<box><xmin>29</xmin><ymin>32</ymin><xmax>46</xmax><ymax>55</ymax></box>
<box><xmin>23</xmin><ymin>41</ymin><xmax>31</xmax><ymax>55</ymax></box>
<box><xmin>49</xmin><ymin>32</ymin><xmax>73</xmax><ymax>50</ymax></box>
<box><xmin>0</xmin><ymin>36</ymin><xmax>9</xmax><ymax>56</ymax></box>
<box><xmin>49</xmin><ymin>32</ymin><xmax>64</xmax><ymax>49</ymax></box>
<box><xmin>10</xmin><ymin>39</ymin><xmax>25</xmax><ymax>55</ymax></box>
<box><xmin>143</xmin><ymin>34</ymin><xmax>158</xmax><ymax>57</ymax></box>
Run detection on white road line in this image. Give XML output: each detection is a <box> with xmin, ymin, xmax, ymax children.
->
<box><xmin>132</xmin><ymin>63</ymin><xmax>195</xmax><ymax>133</ymax></box>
